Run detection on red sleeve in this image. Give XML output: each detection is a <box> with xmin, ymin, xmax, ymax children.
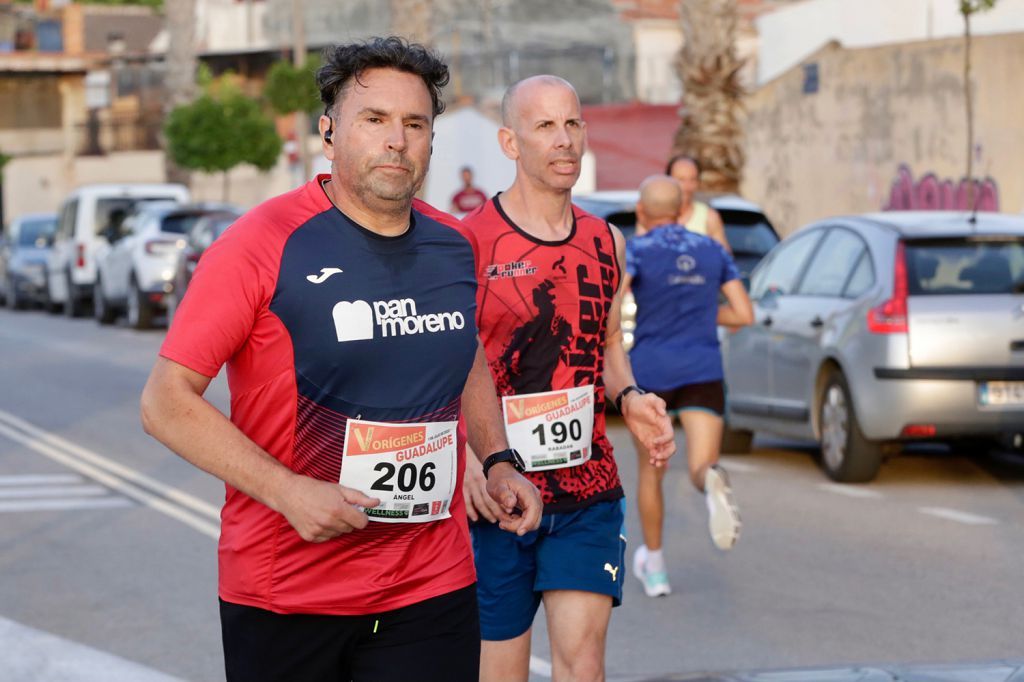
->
<box><xmin>159</xmin><ymin>214</ymin><xmax>277</xmax><ymax>378</ymax></box>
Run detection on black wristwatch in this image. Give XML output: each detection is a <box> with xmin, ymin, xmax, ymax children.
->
<box><xmin>482</xmin><ymin>448</ymin><xmax>526</xmax><ymax>478</ymax></box>
<box><xmin>615</xmin><ymin>385</ymin><xmax>647</xmax><ymax>413</ymax></box>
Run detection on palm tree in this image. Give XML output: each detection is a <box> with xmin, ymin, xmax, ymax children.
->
<box><xmin>390</xmin><ymin>0</ymin><xmax>435</xmax><ymax>44</ymax></box>
<box><xmin>672</xmin><ymin>0</ymin><xmax>745</xmax><ymax>194</ymax></box>
<box><xmin>164</xmin><ymin>0</ymin><xmax>197</xmax><ymax>185</ymax></box>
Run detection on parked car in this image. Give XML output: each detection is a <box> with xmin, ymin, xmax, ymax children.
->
<box><xmin>93</xmin><ymin>203</ymin><xmax>236</xmax><ymax>329</ymax></box>
<box><xmin>573</xmin><ymin>190</ymin><xmax>780</xmax><ymax>349</ymax></box>
<box><xmin>722</xmin><ymin>211</ymin><xmax>1024</xmax><ymax>482</ymax></box>
<box><xmin>1</xmin><ymin>213</ymin><xmax>58</xmax><ymax>309</ymax></box>
<box><xmin>46</xmin><ymin>183</ymin><xmax>190</xmax><ymax>317</ymax></box>
<box><xmin>165</xmin><ymin>209</ymin><xmax>242</xmax><ymax>323</ymax></box>
<box><xmin>572</xmin><ymin>191</ymin><xmax>781</xmax><ymax>286</ymax></box>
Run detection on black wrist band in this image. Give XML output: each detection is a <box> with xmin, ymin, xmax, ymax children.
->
<box><xmin>482</xmin><ymin>448</ymin><xmax>525</xmax><ymax>478</ymax></box>
<box><xmin>615</xmin><ymin>385</ymin><xmax>646</xmax><ymax>412</ymax></box>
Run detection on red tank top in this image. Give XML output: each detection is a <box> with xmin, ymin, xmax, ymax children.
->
<box><xmin>463</xmin><ymin>196</ymin><xmax>623</xmax><ymax>513</ymax></box>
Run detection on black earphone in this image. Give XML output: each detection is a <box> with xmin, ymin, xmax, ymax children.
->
<box><xmin>323</xmin><ymin>107</ymin><xmax>334</xmax><ymax>144</ymax></box>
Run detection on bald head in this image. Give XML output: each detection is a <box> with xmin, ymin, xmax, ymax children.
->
<box><xmin>638</xmin><ymin>175</ymin><xmax>683</xmax><ymax>225</ymax></box>
<box><xmin>501</xmin><ymin>75</ymin><xmax>579</xmax><ymax>128</ymax></box>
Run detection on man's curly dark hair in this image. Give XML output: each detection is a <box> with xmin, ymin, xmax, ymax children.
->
<box><xmin>317</xmin><ymin>36</ymin><xmax>450</xmax><ymax>120</ymax></box>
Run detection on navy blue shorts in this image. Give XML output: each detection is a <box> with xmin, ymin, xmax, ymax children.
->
<box><xmin>471</xmin><ymin>498</ymin><xmax>626</xmax><ymax>641</ymax></box>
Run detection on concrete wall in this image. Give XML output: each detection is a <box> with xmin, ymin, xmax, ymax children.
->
<box><xmin>3</xmin><ymin>147</ymin><xmax>300</xmax><ymax>223</ymax></box>
<box><xmin>756</xmin><ymin>0</ymin><xmax>1024</xmax><ymax>85</ymax></box>
<box><xmin>742</xmin><ymin>33</ymin><xmax>1024</xmax><ymax>235</ymax></box>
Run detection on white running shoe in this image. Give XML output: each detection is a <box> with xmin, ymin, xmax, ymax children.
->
<box><xmin>632</xmin><ymin>545</ymin><xmax>671</xmax><ymax>597</ymax></box>
<box><xmin>705</xmin><ymin>465</ymin><xmax>741</xmax><ymax>550</ymax></box>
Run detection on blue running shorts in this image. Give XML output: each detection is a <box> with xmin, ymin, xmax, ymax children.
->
<box><xmin>470</xmin><ymin>498</ymin><xmax>626</xmax><ymax>641</ymax></box>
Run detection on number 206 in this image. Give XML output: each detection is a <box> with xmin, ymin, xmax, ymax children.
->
<box><xmin>371</xmin><ymin>462</ymin><xmax>436</xmax><ymax>492</ymax></box>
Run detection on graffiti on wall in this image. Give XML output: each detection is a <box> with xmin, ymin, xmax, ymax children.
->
<box><xmin>885</xmin><ymin>164</ymin><xmax>1000</xmax><ymax>212</ymax></box>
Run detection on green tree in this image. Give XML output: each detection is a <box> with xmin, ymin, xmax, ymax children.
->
<box><xmin>164</xmin><ymin>77</ymin><xmax>282</xmax><ymax>202</ymax></box>
<box><xmin>264</xmin><ymin>60</ymin><xmax>319</xmax><ymax>117</ymax></box>
<box><xmin>960</xmin><ymin>0</ymin><xmax>998</xmax><ymax>208</ymax></box>
<box><xmin>264</xmin><ymin>59</ymin><xmax>319</xmax><ymax>183</ymax></box>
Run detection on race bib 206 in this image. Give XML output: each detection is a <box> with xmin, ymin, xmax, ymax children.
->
<box><xmin>340</xmin><ymin>419</ymin><xmax>458</xmax><ymax>523</ymax></box>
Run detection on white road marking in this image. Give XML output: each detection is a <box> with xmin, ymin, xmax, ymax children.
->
<box><xmin>530</xmin><ymin>655</ymin><xmax>553</xmax><ymax>677</ymax></box>
<box><xmin>0</xmin><ymin>410</ymin><xmax>220</xmax><ymax>520</ymax></box>
<box><xmin>0</xmin><ymin>484</ymin><xmax>109</xmax><ymax>499</ymax></box>
<box><xmin>0</xmin><ymin>412</ymin><xmax>219</xmax><ymax>539</ymax></box>
<box><xmin>717</xmin><ymin>458</ymin><xmax>759</xmax><ymax>473</ymax></box>
<box><xmin>0</xmin><ymin>474</ymin><xmax>84</xmax><ymax>486</ymax></box>
<box><xmin>0</xmin><ymin>614</ymin><xmax>185</xmax><ymax>682</ymax></box>
<box><xmin>918</xmin><ymin>507</ymin><xmax>998</xmax><ymax>525</ymax></box>
<box><xmin>818</xmin><ymin>483</ymin><xmax>883</xmax><ymax>499</ymax></box>
<box><xmin>0</xmin><ymin>497</ymin><xmax>134</xmax><ymax>513</ymax></box>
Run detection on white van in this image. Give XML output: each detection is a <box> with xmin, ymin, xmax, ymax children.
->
<box><xmin>46</xmin><ymin>183</ymin><xmax>190</xmax><ymax>316</ymax></box>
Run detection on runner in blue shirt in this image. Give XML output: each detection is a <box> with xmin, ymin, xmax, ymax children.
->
<box><xmin>623</xmin><ymin>174</ymin><xmax>754</xmax><ymax>597</ymax></box>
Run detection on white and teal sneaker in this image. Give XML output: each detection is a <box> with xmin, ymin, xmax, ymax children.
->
<box><xmin>632</xmin><ymin>545</ymin><xmax>671</xmax><ymax>597</ymax></box>
<box><xmin>705</xmin><ymin>465</ymin><xmax>741</xmax><ymax>550</ymax></box>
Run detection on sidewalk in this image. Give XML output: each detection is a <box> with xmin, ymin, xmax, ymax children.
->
<box><xmin>632</xmin><ymin>661</ymin><xmax>1024</xmax><ymax>682</ymax></box>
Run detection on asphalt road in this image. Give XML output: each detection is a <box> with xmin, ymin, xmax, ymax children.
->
<box><xmin>0</xmin><ymin>307</ymin><xmax>1022</xmax><ymax>682</ymax></box>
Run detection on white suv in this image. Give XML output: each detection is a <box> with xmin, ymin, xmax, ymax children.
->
<box><xmin>46</xmin><ymin>183</ymin><xmax>190</xmax><ymax>317</ymax></box>
<box><xmin>94</xmin><ymin>203</ymin><xmax>237</xmax><ymax>329</ymax></box>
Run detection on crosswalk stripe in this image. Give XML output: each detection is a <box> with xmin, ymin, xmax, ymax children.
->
<box><xmin>0</xmin><ymin>410</ymin><xmax>219</xmax><ymax>521</ymax></box>
<box><xmin>0</xmin><ymin>497</ymin><xmax>134</xmax><ymax>513</ymax></box>
<box><xmin>0</xmin><ymin>614</ymin><xmax>185</xmax><ymax>681</ymax></box>
<box><xmin>0</xmin><ymin>474</ymin><xmax>84</xmax><ymax>486</ymax></box>
<box><xmin>918</xmin><ymin>506</ymin><xmax>998</xmax><ymax>526</ymax></box>
<box><xmin>0</xmin><ymin>419</ymin><xmax>219</xmax><ymax>538</ymax></box>
<box><xmin>819</xmin><ymin>483</ymin><xmax>883</xmax><ymax>499</ymax></box>
<box><xmin>0</xmin><ymin>484</ymin><xmax>109</xmax><ymax>499</ymax></box>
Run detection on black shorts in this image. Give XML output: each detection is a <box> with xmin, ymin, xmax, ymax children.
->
<box><xmin>653</xmin><ymin>380</ymin><xmax>725</xmax><ymax>416</ymax></box>
<box><xmin>220</xmin><ymin>584</ymin><xmax>479</xmax><ymax>682</ymax></box>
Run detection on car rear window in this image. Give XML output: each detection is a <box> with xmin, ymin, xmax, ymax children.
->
<box><xmin>161</xmin><ymin>213</ymin><xmax>206</xmax><ymax>235</ymax></box>
<box><xmin>95</xmin><ymin>197</ymin><xmax>175</xmax><ymax>235</ymax></box>
<box><xmin>905</xmin><ymin>237</ymin><xmax>1024</xmax><ymax>295</ymax></box>
<box><xmin>17</xmin><ymin>217</ymin><xmax>57</xmax><ymax>246</ymax></box>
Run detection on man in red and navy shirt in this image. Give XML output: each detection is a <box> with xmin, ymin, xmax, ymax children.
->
<box><xmin>461</xmin><ymin>75</ymin><xmax>676</xmax><ymax>682</ymax></box>
<box><xmin>141</xmin><ymin>37</ymin><xmax>540</xmax><ymax>682</ymax></box>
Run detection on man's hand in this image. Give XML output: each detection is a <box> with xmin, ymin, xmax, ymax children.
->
<box><xmin>463</xmin><ymin>453</ymin><xmax>505</xmax><ymax>523</ymax></box>
<box><xmin>276</xmin><ymin>474</ymin><xmax>381</xmax><ymax>543</ymax></box>
<box><xmin>623</xmin><ymin>392</ymin><xmax>676</xmax><ymax>467</ymax></box>
<box><xmin>485</xmin><ymin>462</ymin><xmax>543</xmax><ymax>535</ymax></box>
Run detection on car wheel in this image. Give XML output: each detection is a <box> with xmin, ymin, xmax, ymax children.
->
<box><xmin>43</xmin><ymin>274</ymin><xmax>61</xmax><ymax>314</ymax></box>
<box><xmin>93</xmin><ymin>277</ymin><xmax>116</xmax><ymax>325</ymax></box>
<box><xmin>165</xmin><ymin>290</ymin><xmax>178</xmax><ymax>327</ymax></box>
<box><xmin>126</xmin><ymin>276</ymin><xmax>153</xmax><ymax>330</ymax></box>
<box><xmin>819</xmin><ymin>369</ymin><xmax>882</xmax><ymax>482</ymax></box>
<box><xmin>6</xmin><ymin>277</ymin><xmax>25</xmax><ymax>310</ymax></box>
<box><xmin>64</xmin><ymin>272</ymin><xmax>84</xmax><ymax>318</ymax></box>
<box><xmin>721</xmin><ymin>426</ymin><xmax>753</xmax><ymax>454</ymax></box>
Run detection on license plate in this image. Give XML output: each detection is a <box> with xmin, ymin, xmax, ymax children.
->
<box><xmin>978</xmin><ymin>381</ymin><xmax>1024</xmax><ymax>406</ymax></box>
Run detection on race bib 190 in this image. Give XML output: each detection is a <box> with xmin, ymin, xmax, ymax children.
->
<box><xmin>502</xmin><ymin>385</ymin><xmax>595</xmax><ymax>471</ymax></box>
<box><xmin>340</xmin><ymin>419</ymin><xmax>458</xmax><ymax>523</ymax></box>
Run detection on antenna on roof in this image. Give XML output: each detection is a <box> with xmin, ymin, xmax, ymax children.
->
<box><xmin>967</xmin><ymin>156</ymin><xmax>990</xmax><ymax>230</ymax></box>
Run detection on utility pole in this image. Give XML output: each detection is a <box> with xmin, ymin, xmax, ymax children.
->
<box><xmin>292</xmin><ymin>0</ymin><xmax>311</xmax><ymax>182</ymax></box>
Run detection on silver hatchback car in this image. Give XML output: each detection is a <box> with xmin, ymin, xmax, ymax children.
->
<box><xmin>722</xmin><ymin>211</ymin><xmax>1024</xmax><ymax>482</ymax></box>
